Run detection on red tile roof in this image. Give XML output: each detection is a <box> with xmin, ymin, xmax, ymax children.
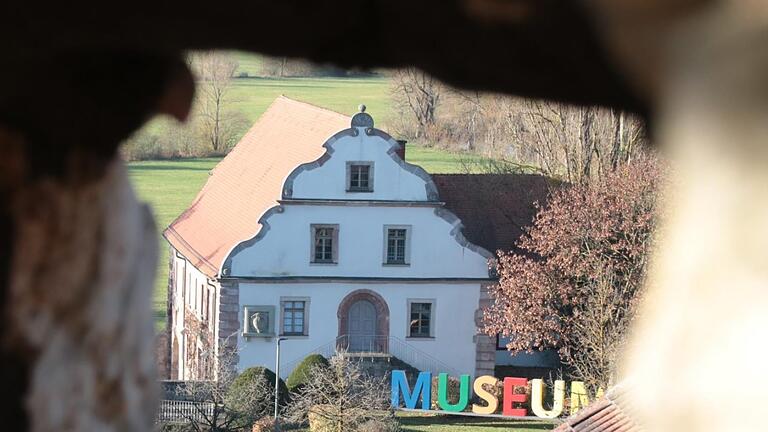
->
<box><xmin>164</xmin><ymin>96</ymin><xmax>350</xmax><ymax>277</ymax></box>
<box><xmin>432</xmin><ymin>174</ymin><xmax>556</xmax><ymax>255</ymax></box>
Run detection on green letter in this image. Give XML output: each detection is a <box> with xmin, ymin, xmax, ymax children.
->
<box><xmin>438</xmin><ymin>373</ymin><xmax>471</xmax><ymax>412</ymax></box>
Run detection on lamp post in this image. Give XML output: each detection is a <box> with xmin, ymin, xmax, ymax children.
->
<box><xmin>274</xmin><ymin>337</ymin><xmax>287</xmax><ymax>431</ymax></box>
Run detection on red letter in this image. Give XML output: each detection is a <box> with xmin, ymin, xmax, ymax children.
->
<box><xmin>503</xmin><ymin>377</ymin><xmax>528</xmax><ymax>417</ymax></box>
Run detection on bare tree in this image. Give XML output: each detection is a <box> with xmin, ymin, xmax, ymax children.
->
<box><xmin>189</xmin><ymin>51</ymin><xmax>242</xmax><ymax>154</ymax></box>
<box><xmin>565</xmin><ymin>272</ymin><xmax>637</xmax><ymax>391</ymax></box>
<box><xmin>504</xmin><ymin>100</ymin><xmax>646</xmax><ymax>183</ymax></box>
<box><xmin>287</xmin><ymin>353</ymin><xmax>394</xmax><ymax>432</ymax></box>
<box><xmin>259</xmin><ymin>56</ymin><xmax>337</xmax><ymax>78</ymax></box>
<box><xmin>389</xmin><ymin>71</ymin><xmax>646</xmax><ymax>182</ymax></box>
<box><xmin>390</xmin><ymin>68</ymin><xmax>441</xmax><ymax>140</ymax></box>
<box><xmin>172</xmin><ymin>346</ymin><xmax>273</xmax><ymax>432</ymax></box>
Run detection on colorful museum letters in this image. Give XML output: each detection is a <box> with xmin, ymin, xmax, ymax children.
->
<box><xmin>391</xmin><ymin>371</ymin><xmax>598</xmax><ymax>419</ymax></box>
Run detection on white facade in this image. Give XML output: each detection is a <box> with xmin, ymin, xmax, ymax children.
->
<box><xmin>170</xmin><ymin>110</ymin><xmax>494</xmax><ymax>380</ymax></box>
<box><xmin>225</xmin><ymin>205</ymin><xmax>488</xmax><ymax>279</ymax></box>
<box><xmin>238</xmin><ymin>282</ymin><xmax>481</xmax><ymax>377</ymax></box>
<box><xmin>169</xmin><ymin>252</ymin><xmax>220</xmax><ymax>381</ymax></box>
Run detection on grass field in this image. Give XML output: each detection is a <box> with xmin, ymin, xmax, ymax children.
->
<box><xmin>225</xmin><ymin>51</ymin><xmax>392</xmax><ymax>126</ymax></box>
<box><xmin>229</xmin><ymin>76</ymin><xmax>392</xmax><ymax>127</ymax></box>
<box><xmin>232</xmin><ymin>51</ymin><xmax>265</xmax><ymax>77</ymax></box>
<box><xmin>285</xmin><ymin>412</ymin><xmax>557</xmax><ymax>432</ymax></box>
<box><xmin>128</xmin><ymin>158</ymin><xmax>220</xmax><ymax>326</ymax></box>
<box><xmin>396</xmin><ymin>413</ymin><xmax>556</xmax><ymax>432</ymax></box>
<box><xmin>128</xmin><ymin>148</ymin><xmax>486</xmax><ymax>329</ymax></box>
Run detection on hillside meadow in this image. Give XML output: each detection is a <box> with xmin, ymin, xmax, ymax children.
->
<box><xmin>227</xmin><ymin>53</ymin><xmax>391</xmax><ymax>124</ymax></box>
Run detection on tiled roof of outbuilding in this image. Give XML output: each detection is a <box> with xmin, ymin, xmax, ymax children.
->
<box><xmin>554</xmin><ymin>384</ymin><xmax>642</xmax><ymax>432</ymax></box>
<box><xmin>432</xmin><ymin>174</ymin><xmax>555</xmax><ymax>255</ymax></box>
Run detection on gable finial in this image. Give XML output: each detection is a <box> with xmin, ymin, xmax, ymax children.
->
<box><xmin>351</xmin><ymin>104</ymin><xmax>374</xmax><ymax>128</ymax></box>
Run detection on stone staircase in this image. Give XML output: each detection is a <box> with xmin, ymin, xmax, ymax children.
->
<box><xmin>281</xmin><ymin>335</ymin><xmax>461</xmax><ymax>381</ymax></box>
<box><xmin>343</xmin><ymin>353</ymin><xmax>421</xmax><ymax>384</ymax></box>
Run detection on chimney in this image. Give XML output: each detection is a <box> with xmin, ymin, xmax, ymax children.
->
<box><xmin>395</xmin><ymin>139</ymin><xmax>407</xmax><ymax>161</ymax></box>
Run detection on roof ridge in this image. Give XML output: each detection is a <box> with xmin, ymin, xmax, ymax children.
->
<box><xmin>276</xmin><ymin>95</ymin><xmax>352</xmax><ymax>120</ymax></box>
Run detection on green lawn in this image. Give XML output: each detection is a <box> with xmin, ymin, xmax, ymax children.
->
<box><xmin>129</xmin><ymin>147</ymin><xmax>484</xmax><ymax>329</ymax></box>
<box><xmin>397</xmin><ymin>413</ymin><xmax>556</xmax><ymax>432</ymax></box>
<box><xmin>128</xmin><ymin>158</ymin><xmax>221</xmax><ymax>327</ymax></box>
<box><xmin>285</xmin><ymin>412</ymin><xmax>557</xmax><ymax>432</ymax></box>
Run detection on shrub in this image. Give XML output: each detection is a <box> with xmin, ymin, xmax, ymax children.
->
<box><xmin>156</xmin><ymin>423</ymin><xmax>189</xmax><ymax>432</ymax></box>
<box><xmin>357</xmin><ymin>418</ymin><xmax>401</xmax><ymax>432</ymax></box>
<box><xmin>251</xmin><ymin>416</ymin><xmax>276</xmax><ymax>432</ymax></box>
<box><xmin>227</xmin><ymin>366</ymin><xmax>290</xmax><ymax>419</ymax></box>
<box><xmin>288</xmin><ymin>354</ymin><xmax>391</xmax><ymax>430</ymax></box>
<box><xmin>286</xmin><ymin>354</ymin><xmax>330</xmax><ymax>393</ymax></box>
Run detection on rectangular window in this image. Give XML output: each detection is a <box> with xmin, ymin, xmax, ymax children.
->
<box><xmin>347</xmin><ymin>162</ymin><xmax>374</xmax><ymax>192</ymax></box>
<box><xmin>386</xmin><ymin>228</ymin><xmax>408</xmax><ymax>264</ymax></box>
<box><xmin>202</xmin><ymin>285</ymin><xmax>207</xmax><ymax>321</ymax></box>
<box><xmin>282</xmin><ymin>301</ymin><xmax>306</xmax><ymax>336</ymax></box>
<box><xmin>408</xmin><ymin>301</ymin><xmax>434</xmax><ymax>338</ymax></box>
<box><xmin>311</xmin><ymin>224</ymin><xmax>338</xmax><ymax>264</ymax></box>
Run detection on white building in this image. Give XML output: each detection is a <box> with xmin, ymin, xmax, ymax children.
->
<box><xmin>163</xmin><ymin>96</ymin><xmax>553</xmax><ymax>381</ymax></box>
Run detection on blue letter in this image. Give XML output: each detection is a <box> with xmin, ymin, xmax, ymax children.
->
<box><xmin>391</xmin><ymin>370</ymin><xmax>432</xmax><ymax>410</ymax></box>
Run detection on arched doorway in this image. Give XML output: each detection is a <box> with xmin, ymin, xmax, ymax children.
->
<box><xmin>337</xmin><ymin>290</ymin><xmax>389</xmax><ymax>353</ymax></box>
<box><xmin>348</xmin><ymin>300</ymin><xmax>376</xmax><ymax>351</ymax></box>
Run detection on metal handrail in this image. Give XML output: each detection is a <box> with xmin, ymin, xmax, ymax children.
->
<box><xmin>156</xmin><ymin>399</ymin><xmax>215</xmax><ymax>424</ymax></box>
<box><xmin>280</xmin><ymin>334</ymin><xmax>462</xmax><ymax>378</ymax></box>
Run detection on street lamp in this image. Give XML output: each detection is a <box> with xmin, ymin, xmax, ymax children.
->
<box><xmin>274</xmin><ymin>337</ymin><xmax>287</xmax><ymax>430</ymax></box>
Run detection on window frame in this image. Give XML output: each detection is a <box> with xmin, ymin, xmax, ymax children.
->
<box><xmin>346</xmin><ymin>161</ymin><xmax>374</xmax><ymax>193</ymax></box>
<box><xmin>280</xmin><ymin>296</ymin><xmax>311</xmax><ymax>337</ymax></box>
<box><xmin>383</xmin><ymin>225</ymin><xmax>412</xmax><ymax>266</ymax></box>
<box><xmin>310</xmin><ymin>224</ymin><xmax>339</xmax><ymax>264</ymax></box>
<box><xmin>406</xmin><ymin>299</ymin><xmax>436</xmax><ymax>339</ymax></box>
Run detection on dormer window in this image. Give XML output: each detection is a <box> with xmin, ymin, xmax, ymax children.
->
<box><xmin>347</xmin><ymin>162</ymin><xmax>374</xmax><ymax>192</ymax></box>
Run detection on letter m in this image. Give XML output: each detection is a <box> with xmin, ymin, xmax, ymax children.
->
<box><xmin>391</xmin><ymin>371</ymin><xmax>431</xmax><ymax>410</ymax></box>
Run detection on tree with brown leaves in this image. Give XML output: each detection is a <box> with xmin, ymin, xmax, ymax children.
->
<box><xmin>483</xmin><ymin>156</ymin><xmax>663</xmax><ymax>391</ymax></box>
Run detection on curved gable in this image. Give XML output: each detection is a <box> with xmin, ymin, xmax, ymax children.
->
<box><xmin>283</xmin><ymin>113</ymin><xmax>440</xmax><ymax>202</ymax></box>
<box><xmin>222</xmin><ymin>110</ymin><xmax>492</xmax><ymax>279</ymax></box>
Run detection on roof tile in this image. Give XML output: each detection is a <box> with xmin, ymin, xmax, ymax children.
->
<box><xmin>164</xmin><ymin>96</ymin><xmax>349</xmax><ymax>277</ymax></box>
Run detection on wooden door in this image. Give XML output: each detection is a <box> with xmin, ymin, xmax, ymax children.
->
<box><xmin>347</xmin><ymin>300</ymin><xmax>377</xmax><ymax>352</ymax></box>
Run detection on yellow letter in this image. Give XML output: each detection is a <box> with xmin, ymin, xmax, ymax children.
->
<box><xmin>530</xmin><ymin>379</ymin><xmax>564</xmax><ymax>419</ymax></box>
<box><xmin>569</xmin><ymin>381</ymin><xmax>590</xmax><ymax>414</ymax></box>
<box><xmin>471</xmin><ymin>375</ymin><xmax>499</xmax><ymax>414</ymax></box>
